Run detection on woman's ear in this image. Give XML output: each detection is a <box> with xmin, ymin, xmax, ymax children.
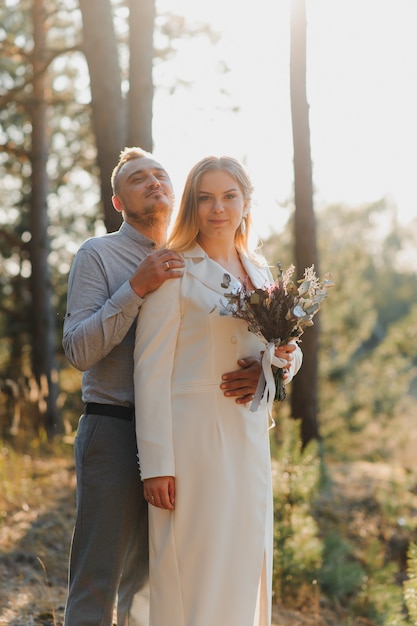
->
<box><xmin>242</xmin><ymin>199</ymin><xmax>250</xmax><ymax>218</ymax></box>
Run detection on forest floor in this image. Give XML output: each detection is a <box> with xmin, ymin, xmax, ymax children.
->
<box><xmin>0</xmin><ymin>442</ymin><xmax>414</xmax><ymax>626</ymax></box>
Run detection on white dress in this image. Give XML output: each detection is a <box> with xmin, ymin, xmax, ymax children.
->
<box><xmin>134</xmin><ymin>244</ymin><xmax>301</xmax><ymax>626</ymax></box>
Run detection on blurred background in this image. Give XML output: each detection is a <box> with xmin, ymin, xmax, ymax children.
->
<box><xmin>1</xmin><ymin>1</ymin><xmax>417</xmax><ymax>624</ymax></box>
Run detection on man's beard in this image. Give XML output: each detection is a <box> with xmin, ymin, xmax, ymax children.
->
<box><xmin>125</xmin><ymin>200</ymin><xmax>172</xmax><ymax>228</ymax></box>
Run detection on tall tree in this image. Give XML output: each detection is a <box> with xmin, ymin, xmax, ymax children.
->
<box><xmin>78</xmin><ymin>0</ymin><xmax>126</xmax><ymax>232</ymax></box>
<box><xmin>128</xmin><ymin>0</ymin><xmax>155</xmax><ymax>150</ymax></box>
<box><xmin>0</xmin><ymin>0</ymin><xmax>90</xmax><ymax>437</ymax></box>
<box><xmin>30</xmin><ymin>0</ymin><xmax>62</xmax><ymax>435</ymax></box>
<box><xmin>289</xmin><ymin>0</ymin><xmax>320</xmax><ymax>446</ymax></box>
<box><xmin>78</xmin><ymin>0</ymin><xmax>157</xmax><ymax>230</ymax></box>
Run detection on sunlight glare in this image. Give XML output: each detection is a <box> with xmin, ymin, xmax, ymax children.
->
<box><xmin>154</xmin><ymin>0</ymin><xmax>417</xmax><ymax>237</ymax></box>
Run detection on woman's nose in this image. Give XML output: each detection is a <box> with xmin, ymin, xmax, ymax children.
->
<box><xmin>212</xmin><ymin>198</ymin><xmax>224</xmax><ymax>211</ymax></box>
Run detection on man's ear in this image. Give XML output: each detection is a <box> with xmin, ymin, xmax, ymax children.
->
<box><xmin>112</xmin><ymin>195</ymin><xmax>123</xmax><ymax>213</ymax></box>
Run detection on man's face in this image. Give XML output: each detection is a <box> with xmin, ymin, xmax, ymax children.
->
<box><xmin>113</xmin><ymin>156</ymin><xmax>174</xmax><ymax>227</ymax></box>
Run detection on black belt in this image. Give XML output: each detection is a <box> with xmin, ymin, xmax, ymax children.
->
<box><xmin>84</xmin><ymin>403</ymin><xmax>135</xmax><ymax>421</ymax></box>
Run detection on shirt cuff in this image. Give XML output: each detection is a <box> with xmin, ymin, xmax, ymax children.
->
<box><xmin>112</xmin><ymin>280</ymin><xmax>145</xmax><ymax>315</ymax></box>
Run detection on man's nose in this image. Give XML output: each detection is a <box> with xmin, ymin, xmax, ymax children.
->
<box><xmin>148</xmin><ymin>175</ymin><xmax>161</xmax><ymax>187</ymax></box>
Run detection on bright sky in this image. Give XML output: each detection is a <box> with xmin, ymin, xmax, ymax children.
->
<box><xmin>153</xmin><ymin>0</ymin><xmax>417</xmax><ymax>238</ymax></box>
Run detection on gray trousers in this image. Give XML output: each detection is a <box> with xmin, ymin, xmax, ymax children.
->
<box><xmin>64</xmin><ymin>413</ymin><xmax>149</xmax><ymax>626</ymax></box>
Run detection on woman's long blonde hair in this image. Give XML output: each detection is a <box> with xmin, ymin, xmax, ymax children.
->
<box><xmin>168</xmin><ymin>156</ymin><xmax>264</xmax><ymax>264</ymax></box>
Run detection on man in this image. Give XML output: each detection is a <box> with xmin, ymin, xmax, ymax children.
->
<box><xmin>62</xmin><ymin>147</ymin><xmax>262</xmax><ymax>626</ymax></box>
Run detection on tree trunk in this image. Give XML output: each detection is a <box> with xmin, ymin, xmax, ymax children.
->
<box><xmin>289</xmin><ymin>0</ymin><xmax>320</xmax><ymax>446</ymax></box>
<box><xmin>30</xmin><ymin>0</ymin><xmax>62</xmax><ymax>437</ymax></box>
<box><xmin>128</xmin><ymin>0</ymin><xmax>155</xmax><ymax>151</ymax></box>
<box><xmin>78</xmin><ymin>0</ymin><xmax>126</xmax><ymax>232</ymax></box>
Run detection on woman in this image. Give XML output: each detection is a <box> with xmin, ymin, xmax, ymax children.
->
<box><xmin>134</xmin><ymin>156</ymin><xmax>302</xmax><ymax>626</ymax></box>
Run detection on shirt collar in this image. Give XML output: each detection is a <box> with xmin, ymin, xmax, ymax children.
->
<box><xmin>120</xmin><ymin>221</ymin><xmax>158</xmax><ymax>251</ymax></box>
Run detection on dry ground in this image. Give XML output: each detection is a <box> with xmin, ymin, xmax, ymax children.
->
<box><xmin>0</xmin><ymin>446</ymin><xmax>409</xmax><ymax>626</ymax></box>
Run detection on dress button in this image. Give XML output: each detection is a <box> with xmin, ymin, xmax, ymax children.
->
<box><xmin>230</xmin><ymin>336</ymin><xmax>238</xmax><ymax>344</ymax></box>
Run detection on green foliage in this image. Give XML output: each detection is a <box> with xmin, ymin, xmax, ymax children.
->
<box><xmin>403</xmin><ymin>543</ymin><xmax>417</xmax><ymax>623</ymax></box>
<box><xmin>263</xmin><ymin>201</ymin><xmax>417</xmax><ymax>460</ymax></box>
<box><xmin>315</xmin><ymin>202</ymin><xmax>417</xmax><ymax>460</ymax></box>
<box><xmin>271</xmin><ymin>414</ymin><xmax>417</xmax><ymax>623</ymax></box>
<box><xmin>319</xmin><ymin>530</ymin><xmax>366</xmax><ymax>599</ymax></box>
<box><xmin>272</xmin><ymin>419</ymin><xmax>322</xmax><ymax>605</ymax></box>
<box><xmin>264</xmin><ymin>200</ymin><xmax>417</xmax><ymax>463</ymax></box>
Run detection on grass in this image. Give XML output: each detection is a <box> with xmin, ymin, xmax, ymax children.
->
<box><xmin>0</xmin><ymin>437</ymin><xmax>75</xmax><ymax>626</ymax></box>
<box><xmin>1</xmin><ymin>422</ymin><xmax>417</xmax><ymax>625</ymax></box>
<box><xmin>271</xmin><ymin>418</ymin><xmax>417</xmax><ymax>625</ymax></box>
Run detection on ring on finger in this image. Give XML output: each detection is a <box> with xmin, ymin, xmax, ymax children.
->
<box><xmin>164</xmin><ymin>261</ymin><xmax>170</xmax><ymax>270</ymax></box>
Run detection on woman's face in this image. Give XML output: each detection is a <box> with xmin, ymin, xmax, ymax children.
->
<box><xmin>196</xmin><ymin>170</ymin><xmax>246</xmax><ymax>243</ymax></box>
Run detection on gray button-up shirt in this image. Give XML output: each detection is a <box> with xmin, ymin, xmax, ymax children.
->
<box><xmin>62</xmin><ymin>221</ymin><xmax>156</xmax><ymax>406</ymax></box>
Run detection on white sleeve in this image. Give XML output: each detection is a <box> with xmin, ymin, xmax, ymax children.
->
<box><xmin>134</xmin><ymin>276</ymin><xmax>182</xmax><ymax>480</ymax></box>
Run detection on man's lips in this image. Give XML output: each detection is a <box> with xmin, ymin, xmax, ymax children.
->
<box><xmin>146</xmin><ymin>188</ymin><xmax>165</xmax><ymax>198</ymax></box>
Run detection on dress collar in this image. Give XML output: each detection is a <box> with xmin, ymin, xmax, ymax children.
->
<box><xmin>182</xmin><ymin>243</ymin><xmax>269</xmax><ymax>292</ymax></box>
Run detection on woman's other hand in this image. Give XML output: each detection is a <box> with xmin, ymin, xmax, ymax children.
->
<box><xmin>144</xmin><ymin>476</ymin><xmax>175</xmax><ymax>510</ymax></box>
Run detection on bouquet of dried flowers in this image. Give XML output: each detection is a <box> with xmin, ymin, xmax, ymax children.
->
<box><xmin>221</xmin><ymin>263</ymin><xmax>333</xmax><ymax>410</ymax></box>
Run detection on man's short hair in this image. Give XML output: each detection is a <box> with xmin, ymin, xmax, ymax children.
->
<box><xmin>111</xmin><ymin>147</ymin><xmax>152</xmax><ymax>194</ymax></box>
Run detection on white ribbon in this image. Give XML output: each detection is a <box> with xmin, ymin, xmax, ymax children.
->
<box><xmin>250</xmin><ymin>341</ymin><xmax>287</xmax><ymax>429</ymax></box>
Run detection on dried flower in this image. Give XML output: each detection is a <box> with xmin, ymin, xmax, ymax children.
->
<box><xmin>221</xmin><ymin>263</ymin><xmax>334</xmax><ymax>408</ymax></box>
